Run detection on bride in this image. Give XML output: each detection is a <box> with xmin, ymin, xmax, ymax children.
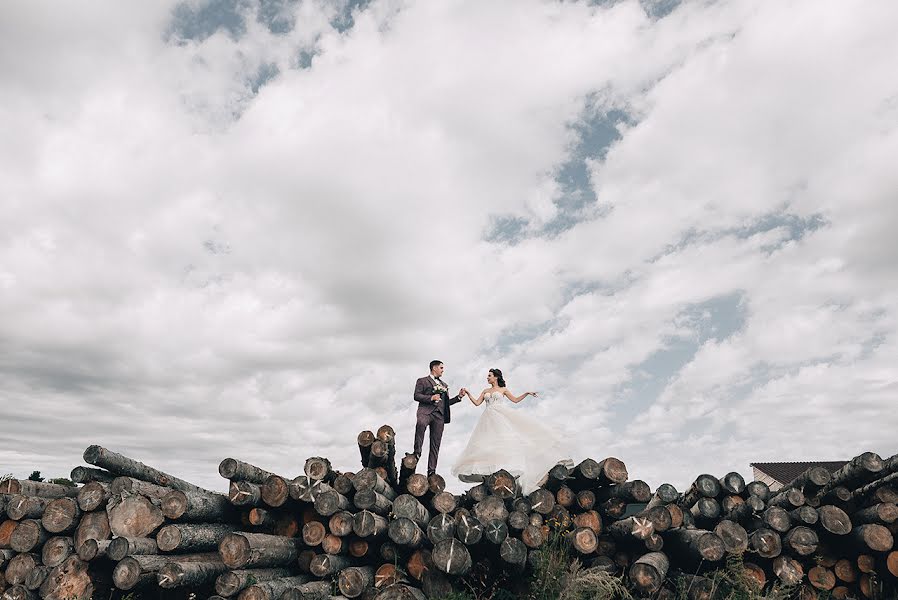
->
<box><xmin>450</xmin><ymin>368</ymin><xmax>573</xmax><ymax>494</ymax></box>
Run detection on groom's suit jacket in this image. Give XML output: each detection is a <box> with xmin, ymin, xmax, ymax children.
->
<box><xmin>414</xmin><ymin>376</ymin><xmax>462</xmax><ymax>424</ymax></box>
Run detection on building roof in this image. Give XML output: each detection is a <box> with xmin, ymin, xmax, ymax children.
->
<box><xmin>750</xmin><ymin>461</ymin><xmax>848</xmax><ymax>485</ymax></box>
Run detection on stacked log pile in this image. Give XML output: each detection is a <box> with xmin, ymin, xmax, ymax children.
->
<box><xmin>2</xmin><ymin>432</ymin><xmax>897</xmax><ymax>600</ymax></box>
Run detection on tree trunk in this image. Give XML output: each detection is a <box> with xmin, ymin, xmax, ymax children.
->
<box><xmin>748</xmin><ymin>528</ymin><xmax>782</xmax><ymax>558</ymax></box>
<box><xmin>229</xmin><ymin>481</ymin><xmax>263</xmax><ymax>507</ymax></box>
<box><xmin>41</xmin><ymin>498</ymin><xmax>81</xmax><ymax>534</ymax></box>
<box><xmin>713</xmin><ymin>520</ymin><xmax>748</xmax><ymax>554</ymax></box>
<box><xmin>680</xmin><ymin>475</ymin><xmax>721</xmax><ymax>509</ymax></box>
<box><xmin>0</xmin><ymin>481</ymin><xmax>77</xmax><ymax>500</ymax></box>
<box><xmin>455</xmin><ymin>513</ymin><xmax>482</xmax><ymax>546</ymax></box>
<box><xmin>112</xmin><ymin>552</ymin><xmax>220</xmax><ymax>589</ymax></box>
<box><xmin>358</xmin><ymin>431</ymin><xmax>375</xmax><ymax>465</ymax></box>
<box><xmin>157</xmin><ymin>523</ymin><xmax>239</xmax><ymax>552</ymax></box>
<box><xmin>76</xmin><ymin>482</ymin><xmax>109</xmax><ymax>512</ymax></box>
<box><xmin>157</xmin><ymin>560</ymin><xmax>229</xmax><ymax>588</ymax></box>
<box><xmin>314</xmin><ymin>488</ymin><xmax>352</xmax><ymax>517</ymax></box>
<box><xmin>373</xmin><ymin>584</ymin><xmax>427</xmax><ymax>600</ymax></box>
<box><xmin>161</xmin><ymin>489</ymin><xmax>234</xmax><ymax>521</ymax></box>
<box><xmin>218</xmin><ymin>533</ymin><xmax>301</xmax><ymax>569</ymax></box>
<box><xmin>42</xmin><ymin>536</ymin><xmax>74</xmax><ymax>567</ymax></box>
<box><xmin>404</xmin><ymin>474</ymin><xmax>428</xmax><ymax>498</ymax></box>
<box><xmin>819</xmin><ymin>452</ymin><xmax>884</xmax><ymax>498</ymax></box>
<box><xmin>302</xmin><ymin>521</ymin><xmax>326</xmax><ymax>547</ymax></box>
<box><xmin>629</xmin><ymin>552</ymin><xmax>669</xmax><ymax>595</ymax></box>
<box><xmin>69</xmin><ymin>466</ymin><xmax>114</xmax><ymax>485</ymax></box>
<box><xmin>473</xmin><ymin>496</ymin><xmax>508</xmax><ymax>524</ymax></box>
<box><xmin>107</xmin><ymin>494</ymin><xmax>164</xmax><ymax>538</ymax></box>
<box><xmin>339</xmin><ymin>565</ymin><xmax>375</xmax><ymax>598</ymax></box>
<box><xmin>75</xmin><ymin>539</ymin><xmax>110</xmax><ymax>562</ymax></box>
<box><xmin>4</xmin><ymin>553</ymin><xmax>38</xmax><ymax>585</ymax></box>
<box><xmin>218</xmin><ymin>459</ymin><xmax>275</xmax><ymax>484</ymax></box>
<box><xmin>6</xmin><ymin>496</ymin><xmax>50</xmax><ymax>521</ymax></box>
<box><xmin>389</xmin><ymin>518</ymin><xmax>424</xmax><ymax>548</ymax></box>
<box><xmin>808</xmin><ymin>566</ymin><xmax>836</xmax><ymax>591</ymax></box>
<box><xmin>73</xmin><ymin>511</ymin><xmax>110</xmax><ymax>549</ymax></box>
<box><xmin>499</xmin><ymin>536</ymin><xmax>527</xmax><ymax>567</ymax></box>
<box><xmin>83</xmin><ymin>445</ymin><xmax>211</xmax><ymax>494</ymax></box>
<box><xmin>392</xmin><ymin>495</ymin><xmax>430</xmax><ymax>528</ymax></box>
<box><xmin>483</xmin><ymin>519</ymin><xmax>508</xmax><ymax>545</ymax></box>
<box><xmin>260</xmin><ymin>475</ymin><xmax>291</xmax><ymax>508</ymax></box>
<box><xmin>277</xmin><ymin>580</ymin><xmax>333</xmax><ymax>600</ymax></box>
<box><xmin>107</xmin><ymin>536</ymin><xmax>158</xmax><ymax>561</ymax></box>
<box><xmin>238</xmin><ymin>575</ymin><xmax>312</xmax><ymax>600</ymax></box>
<box><xmin>353</xmin><ymin>490</ymin><xmax>392</xmax><ymax>516</ymax></box>
<box><xmin>817</xmin><ymin>505</ymin><xmax>852</xmax><ymax>535</ymax></box>
<box><xmin>773</xmin><ymin>555</ymin><xmax>804</xmax><ymax>586</ymax></box>
<box><xmin>214</xmin><ymin>568</ymin><xmax>293</xmax><ymax>598</ymax></box>
<box><xmin>783</xmin><ymin>525</ymin><xmax>819</xmax><ymax>555</ymax></box>
<box><xmin>310</xmin><ymin>553</ymin><xmax>358</xmax><ymax>577</ymax></box>
<box><xmin>430</xmin><ymin>492</ymin><xmax>456</xmax><ymax>515</ymax></box>
<box><xmin>849</xmin><ymin>524</ymin><xmax>893</xmax><ymax>552</ymax></box>
<box><xmin>663</xmin><ymin>529</ymin><xmax>725</xmax><ymax>562</ymax></box>
<box><xmin>11</xmin><ymin>520</ymin><xmax>50</xmax><ymax>553</ymax></box>
<box><xmin>568</xmin><ymin>527</ymin><xmax>598</xmax><ymax>555</ymax></box>
<box><xmin>431</xmin><ymin>539</ymin><xmax>471</xmax><ymax>575</ymax></box>
<box><xmin>353</xmin><ymin>511</ymin><xmax>388</xmax><ymax>539</ymax></box>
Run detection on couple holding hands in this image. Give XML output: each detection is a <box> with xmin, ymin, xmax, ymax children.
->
<box><xmin>412</xmin><ymin>360</ymin><xmax>572</xmax><ymax>494</ymax></box>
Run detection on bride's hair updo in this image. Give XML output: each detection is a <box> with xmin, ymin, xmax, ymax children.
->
<box><xmin>489</xmin><ymin>368</ymin><xmax>506</xmax><ymax>387</ymax></box>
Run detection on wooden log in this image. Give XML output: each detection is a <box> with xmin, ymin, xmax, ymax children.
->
<box><xmin>111</xmin><ymin>476</ymin><xmax>171</xmax><ymax>500</ymax></box>
<box><xmin>718</xmin><ymin>472</ymin><xmax>745</xmax><ymax>495</ymax></box>
<box><xmin>39</xmin><ymin>555</ymin><xmax>98</xmax><ymax>600</ymax></box>
<box><xmin>392</xmin><ymin>495</ymin><xmax>430</xmax><ymax>528</ymax></box>
<box><xmin>339</xmin><ymin>565</ymin><xmax>375</xmax><ymax>598</ymax></box>
<box><xmin>75</xmin><ymin>538</ymin><xmax>110</xmax><ymax>561</ymax></box>
<box><xmin>528</xmin><ymin>489</ymin><xmax>555</xmax><ymax>515</ymax></box>
<box><xmin>238</xmin><ymin>575</ymin><xmax>312</xmax><ymax>600</ymax></box>
<box><xmin>310</xmin><ymin>553</ymin><xmax>358</xmax><ymax>577</ymax></box>
<box><xmin>4</xmin><ymin>553</ymin><xmax>38</xmax><ymax>585</ymax></box>
<box><xmin>473</xmin><ymin>496</ymin><xmax>508</xmax><ymax>524</ymax></box>
<box><xmin>783</xmin><ymin>466</ymin><xmax>832</xmax><ymax>498</ymax></box>
<box><xmin>608</xmin><ymin>517</ymin><xmax>654</xmax><ymax>541</ymax></box>
<box><xmin>219</xmin><ymin>459</ymin><xmax>275</xmax><ymax>484</ymax></box>
<box><xmin>645</xmin><ymin>483</ymin><xmax>679</xmax><ymax>510</ymax></box>
<box><xmin>783</xmin><ymin>525</ymin><xmax>819</xmax><ymax>556</ymax></box>
<box><xmin>315</xmin><ymin>488</ymin><xmax>352</xmax><ymax>517</ymax></box>
<box><xmin>834</xmin><ymin>558</ymin><xmax>858</xmax><ymax>583</ymax></box>
<box><xmin>748</xmin><ymin>528</ymin><xmax>782</xmax><ymax>558</ymax></box>
<box><xmin>854</xmin><ymin>503</ymin><xmax>898</xmax><ymax>525</ymax></box>
<box><xmin>431</xmin><ymin>539</ymin><xmax>471</xmax><ymax>575</ymax></box>
<box><xmin>214</xmin><ymin>568</ymin><xmax>293</xmax><ymax>598</ymax></box>
<box><xmin>278</xmin><ymin>580</ymin><xmax>333</xmax><ymax>600</ymax></box>
<box><xmin>817</xmin><ymin>504</ymin><xmax>852</xmax><ymax>535</ymax></box>
<box><xmin>499</xmin><ymin>536</ymin><xmax>527</xmax><ymax>567</ymax></box>
<box><xmin>666</xmin><ymin>504</ymin><xmax>684</xmax><ymax>529</ymax></box>
<box><xmin>430</xmin><ymin>492</ymin><xmax>456</xmax><ymax>515</ymax></box>
<box><xmin>6</xmin><ymin>496</ymin><xmax>50</xmax><ymax>521</ymax></box>
<box><xmin>399</xmin><ymin>454</ymin><xmax>417</xmax><ymax>489</ymax></box>
<box><xmin>11</xmin><ymin>520</ymin><xmax>50</xmax><ymax>553</ymax></box>
<box><xmin>304</xmin><ymin>457</ymin><xmax>335</xmax><ymax>483</ymax></box>
<box><xmin>229</xmin><ymin>481</ymin><xmax>264</xmax><ymax>507</ymax></box>
<box><xmin>404</xmin><ymin>475</ymin><xmax>428</xmax><ymax>498</ymax></box>
<box><xmin>107</xmin><ymin>494</ymin><xmax>164</xmax><ymax>538</ymax></box>
<box><xmin>261</xmin><ymin>475</ymin><xmax>291</xmax><ymax>508</ymax></box>
<box><xmin>629</xmin><ymin>551</ymin><xmax>669</xmax><ymax>595</ymax></box>
<box><xmin>521</xmin><ymin>524</ymin><xmax>545</xmax><ymax>548</ymax></box>
<box><xmin>157</xmin><ymin>523</ymin><xmax>238</xmax><ymax>552</ymax></box>
<box><xmin>483</xmin><ymin>519</ymin><xmax>508</xmax><ymax>545</ymax></box>
<box><xmin>41</xmin><ymin>498</ymin><xmax>81</xmax><ymax>534</ymax></box>
<box><xmin>24</xmin><ymin>565</ymin><xmax>50</xmax><ymax>592</ymax></box>
<box><xmin>634</xmin><ymin>505</ymin><xmax>672</xmax><ymax>533</ymax></box>
<box><xmin>600</xmin><ymin>480</ymin><xmax>651</xmax><ymax>503</ymax></box>
<box><xmin>485</xmin><ymin>470</ymin><xmax>517</xmax><ymax>499</ymax></box>
<box><xmin>680</xmin><ymin>475</ymin><xmax>721</xmax><ymax>508</ymax></box>
<box><xmin>113</xmin><ymin>552</ymin><xmax>220</xmax><ymax>590</ymax></box>
<box><xmin>663</xmin><ymin>529</ymin><xmax>725</xmax><ymax>562</ymax></box>
<box><xmin>375</xmin><ymin>564</ymin><xmax>407</xmax><ymax>589</ymax></box>
<box><xmin>353</xmin><ymin>490</ymin><xmax>391</xmax><ymax>516</ymax></box>
<box><xmin>73</xmin><ymin>511</ymin><xmax>110</xmax><ymax>549</ymax></box>
<box><xmin>574</xmin><ymin>489</ymin><xmax>594</xmax><ymax>510</ymax></box>
<box><xmin>826</xmin><ymin>452</ymin><xmax>885</xmax><ymax>492</ymax></box>
<box><xmin>773</xmin><ymin>555</ymin><xmax>804</xmax><ymax>586</ymax></box>
<box><xmin>426</xmin><ymin>513</ymin><xmax>455</xmax><ymax>545</ymax></box>
<box><xmin>744</xmin><ymin>481</ymin><xmax>770</xmax><ymax>502</ymax></box>
<box><xmin>831</xmin><ymin>587</ymin><xmax>851</xmax><ymax>599</ymax></box>
<box><xmin>507</xmin><ymin>510</ymin><xmax>528</xmax><ymax>531</ymax></box>
<box><xmin>768</xmin><ymin>488</ymin><xmax>805</xmax><ymax>509</ymax></box>
<box><xmin>329</xmin><ymin>511</ymin><xmax>355</xmax><ymax>537</ymax></box>
<box><xmin>541</xmin><ymin>463</ymin><xmax>570</xmax><ymax>492</ymax></box>
<box><xmin>821</xmin><ymin>486</ymin><xmax>852</xmax><ymax>506</ymax></box>
<box><xmin>600</xmin><ymin>497</ymin><xmax>627</xmax><ymax>519</ymax></box>
<box><xmin>75</xmin><ymin>482</ymin><xmax>109</xmax><ymax>512</ymax></box>
<box><xmin>572</xmin><ymin>510</ymin><xmax>602</xmax><ymax>535</ymax></box>
<box><xmin>568</xmin><ymin>527</ymin><xmax>598</xmax><ymax>555</ymax></box>
<box><xmin>0</xmin><ymin>481</ymin><xmax>76</xmax><ymax>499</ymax></box>
<box><xmin>389</xmin><ymin>518</ymin><xmax>424</xmax><ymax>548</ymax></box>
<box><xmin>690</xmin><ymin>497</ymin><xmax>721</xmax><ymax>528</ymax></box>
<box><xmin>333</xmin><ymin>473</ymin><xmax>356</xmax><ymax>498</ymax></box>
<box><xmin>107</xmin><ymin>536</ymin><xmax>158</xmax><ymax>561</ymax></box>
<box><xmin>456</xmin><ymin>513</ymin><xmax>483</xmax><ymax>545</ymax></box>
<box><xmin>349</xmin><ymin>538</ymin><xmax>372</xmax><ymax>559</ymax></box>
<box><xmin>791</xmin><ymin>505</ymin><xmax>819</xmax><ymax>526</ymax></box>
<box><xmin>320</xmin><ymin>533</ymin><xmax>347</xmax><ymax>555</ymax></box>
<box><xmin>161</xmin><ymin>489</ymin><xmax>234</xmax><ymax>521</ymax></box>
<box><xmin>297</xmin><ymin>549</ymin><xmax>315</xmax><ymax>574</ymax></box>
<box><xmin>760</xmin><ymin>506</ymin><xmax>792</xmax><ymax>533</ymax></box>
<box><xmin>302</xmin><ymin>521</ymin><xmax>326</xmax><ymax>547</ymax></box>
<box><xmin>857</xmin><ymin>553</ymin><xmax>876</xmax><ymax>573</ymax></box>
<box><xmin>373</xmin><ymin>584</ymin><xmax>427</xmax><ymax>600</ymax></box>
<box><xmin>354</xmin><ymin>469</ymin><xmax>397</xmax><ymax>500</ymax></box>
<box><xmin>353</xmin><ymin>511</ymin><xmax>388</xmax><ymax>539</ymax></box>
<box><xmin>289</xmin><ymin>477</ymin><xmax>326</xmax><ymax>503</ymax></box>
<box><xmin>808</xmin><ymin>566</ymin><xmax>836</xmax><ymax>591</ymax></box>
<box><xmin>219</xmin><ymin>533</ymin><xmax>301</xmax><ymax>569</ymax></box>
<box><xmin>3</xmin><ymin>585</ymin><xmax>38</xmax><ymax>600</ymax></box>
<box><xmin>358</xmin><ymin>431</ymin><xmax>375</xmax><ymax>465</ymax></box>
<box><xmin>427</xmin><ymin>474</ymin><xmax>446</xmax><ymax>495</ymax></box>
<box><xmin>83</xmin><ymin>445</ymin><xmax>210</xmax><ymax>494</ymax></box>
<box><xmin>69</xmin><ymin>466</ymin><xmax>114</xmax><ymax>485</ymax></box>
<box><xmin>713</xmin><ymin>520</ymin><xmax>748</xmax><ymax>554</ymax></box>
<box><xmin>849</xmin><ymin>524</ymin><xmax>893</xmax><ymax>552</ymax></box>
<box><xmin>158</xmin><ymin>560</ymin><xmax>230</xmax><ymax>588</ymax></box>
<box><xmin>42</xmin><ymin>536</ymin><xmax>74</xmax><ymax>567</ymax></box>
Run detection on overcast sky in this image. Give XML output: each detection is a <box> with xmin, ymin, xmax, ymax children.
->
<box><xmin>1</xmin><ymin>0</ymin><xmax>896</xmax><ymax>494</ymax></box>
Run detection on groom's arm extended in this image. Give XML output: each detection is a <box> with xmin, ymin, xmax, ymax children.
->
<box><xmin>414</xmin><ymin>378</ymin><xmax>434</xmax><ymax>404</ymax></box>
<box><xmin>449</xmin><ymin>390</ymin><xmax>463</xmax><ymax>405</ymax></box>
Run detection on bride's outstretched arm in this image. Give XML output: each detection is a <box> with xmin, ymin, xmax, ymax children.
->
<box><xmin>503</xmin><ymin>389</ymin><xmax>537</xmax><ymax>403</ymax></box>
<box><xmin>467</xmin><ymin>388</ymin><xmax>487</xmax><ymax>406</ymax></box>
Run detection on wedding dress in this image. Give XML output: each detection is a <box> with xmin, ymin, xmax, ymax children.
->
<box><xmin>450</xmin><ymin>390</ymin><xmax>573</xmax><ymax>494</ymax></box>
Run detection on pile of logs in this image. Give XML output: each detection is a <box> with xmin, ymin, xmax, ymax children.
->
<box><xmin>2</xmin><ymin>428</ymin><xmax>897</xmax><ymax>600</ymax></box>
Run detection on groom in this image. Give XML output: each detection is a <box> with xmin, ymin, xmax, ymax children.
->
<box><xmin>412</xmin><ymin>360</ymin><xmax>465</xmax><ymax>476</ymax></box>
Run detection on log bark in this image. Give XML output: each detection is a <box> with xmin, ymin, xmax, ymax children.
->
<box><xmin>111</xmin><ymin>476</ymin><xmax>171</xmax><ymax>500</ymax></box>
<box><xmin>229</xmin><ymin>481</ymin><xmax>264</xmax><ymax>507</ymax></box>
<box><xmin>39</xmin><ymin>555</ymin><xmax>95</xmax><ymax>600</ymax></box>
<box><xmin>73</xmin><ymin>511</ymin><xmax>110</xmax><ymax>549</ymax></box>
<box><xmin>455</xmin><ymin>513</ymin><xmax>482</xmax><ymax>546</ymax></box>
<box><xmin>76</xmin><ymin>482</ymin><xmax>109</xmax><ymax>512</ymax></box>
<box><xmin>157</xmin><ymin>560</ymin><xmax>229</xmax><ymax>588</ymax></box>
<box><xmin>568</xmin><ymin>527</ymin><xmax>598</xmax><ymax>555</ymax></box>
<box><xmin>161</xmin><ymin>489</ymin><xmax>234</xmax><ymax>521</ymax></box>
<box><xmin>748</xmin><ymin>528</ymin><xmax>782</xmax><ymax>558</ymax></box>
<box><xmin>329</xmin><ymin>511</ymin><xmax>355</xmax><ymax>537</ymax></box>
<box><xmin>853</xmin><ymin>503</ymin><xmax>898</xmax><ymax>525</ymax></box>
<box><xmin>0</xmin><ymin>481</ymin><xmax>76</xmax><ymax>500</ymax></box>
<box><xmin>783</xmin><ymin>525</ymin><xmax>819</xmax><ymax>555</ymax></box>
<box><xmin>773</xmin><ymin>555</ymin><xmax>804</xmax><ymax>586</ymax></box>
<box><xmin>69</xmin><ymin>466</ymin><xmax>114</xmax><ymax>485</ymax></box>
<box><xmin>157</xmin><ymin>523</ymin><xmax>239</xmax><ymax>552</ymax></box>
<box><xmin>238</xmin><ymin>575</ymin><xmax>312</xmax><ymax>600</ymax></box>
<box><xmin>849</xmin><ymin>524</ymin><xmax>893</xmax><ymax>552</ymax></box>
<box><xmin>42</xmin><ymin>536</ymin><xmax>74</xmax><ymax>567</ymax></box>
<box><xmin>11</xmin><ymin>519</ymin><xmax>50</xmax><ymax>553</ymax></box>
<box><xmin>219</xmin><ymin>533</ymin><xmax>301</xmax><ymax>569</ymax></box>
<box><xmin>83</xmin><ymin>445</ymin><xmax>211</xmax><ymax>494</ymax></box>
<box><xmin>662</xmin><ymin>529</ymin><xmax>725</xmax><ymax>562</ymax></box>
<box><xmin>214</xmin><ymin>568</ymin><xmax>293</xmax><ymax>598</ymax></box>
<box><xmin>430</xmin><ymin>492</ymin><xmax>456</xmax><ymax>515</ymax></box>
<box><xmin>353</xmin><ymin>490</ymin><xmax>392</xmax><ymax>516</ymax></box>
<box><xmin>483</xmin><ymin>519</ymin><xmax>508</xmax><ymax>545</ymax></box>
<box><xmin>528</xmin><ymin>489</ymin><xmax>555</xmax><ymax>515</ymax></box>
<box><xmin>353</xmin><ymin>511</ymin><xmax>388</xmax><ymax>539</ymax></box>
<box><xmin>278</xmin><ymin>580</ymin><xmax>333</xmax><ymax>600</ymax></box>
<box><xmin>358</xmin><ymin>431</ymin><xmax>375</xmax><ymax>465</ymax></box>
<box><xmin>338</xmin><ymin>565</ymin><xmax>375</xmax><ymax>598</ymax></box>
<box><xmin>819</xmin><ymin>452</ymin><xmax>884</xmax><ymax>498</ymax></box>
<box><xmin>107</xmin><ymin>494</ymin><xmax>164</xmax><ymax>538</ymax></box>
<box><xmin>302</xmin><ymin>521</ymin><xmax>327</xmax><ymax>547</ymax></box>
<box><xmin>399</xmin><ymin>455</ymin><xmax>417</xmax><ymax>490</ymax></box>
<box><xmin>808</xmin><ymin>566</ymin><xmax>836</xmax><ymax>591</ymax></box>
<box><xmin>310</xmin><ymin>553</ymin><xmax>358</xmax><ymax>577</ymax></box>
<box><xmin>388</xmin><ymin>518</ymin><xmax>424</xmax><ymax>548</ymax></box>
<box><xmin>600</xmin><ymin>480</ymin><xmax>651</xmax><ymax>503</ymax></box>
<box><xmin>6</xmin><ymin>496</ymin><xmax>50</xmax><ymax>521</ymax></box>
<box><xmin>261</xmin><ymin>475</ymin><xmax>291</xmax><ymax>508</ymax></box>
<box><xmin>112</xmin><ymin>552</ymin><xmax>220</xmax><ymax>589</ymax></box>
<box><xmin>107</xmin><ymin>536</ymin><xmax>158</xmax><ymax>561</ymax></box>
<box><xmin>768</xmin><ymin>488</ymin><xmax>804</xmax><ymax>509</ymax></box>
<box><xmin>4</xmin><ymin>553</ymin><xmax>38</xmax><ymax>585</ymax></box>
<box><xmin>75</xmin><ymin>538</ymin><xmax>110</xmax><ymax>561</ymax></box>
<box><xmin>41</xmin><ymin>498</ymin><xmax>81</xmax><ymax>534</ymax></box>
<box><xmin>629</xmin><ymin>552</ymin><xmax>669</xmax><ymax>595</ymax></box>
<box><xmin>431</xmin><ymin>539</ymin><xmax>471</xmax><ymax>575</ymax></box>
<box><xmin>392</xmin><ymin>495</ymin><xmax>430</xmax><ymax>528</ymax></box>
<box><xmin>713</xmin><ymin>520</ymin><xmax>748</xmax><ymax>554</ymax></box>
<box><xmin>783</xmin><ymin>466</ymin><xmax>832</xmax><ymax>498</ymax></box>
<box><xmin>219</xmin><ymin>458</ymin><xmax>275</xmax><ymax>484</ymax></box>
<box><xmin>373</xmin><ymin>584</ymin><xmax>427</xmax><ymax>600</ymax></box>
<box><xmin>426</xmin><ymin>514</ymin><xmax>455</xmax><ymax>544</ymax></box>
<box><xmin>817</xmin><ymin>505</ymin><xmax>853</xmax><ymax>535</ymax></box>
<box><xmin>315</xmin><ymin>488</ymin><xmax>352</xmax><ymax>516</ymax></box>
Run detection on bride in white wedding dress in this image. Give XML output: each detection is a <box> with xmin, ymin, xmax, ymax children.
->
<box><xmin>450</xmin><ymin>368</ymin><xmax>573</xmax><ymax>494</ymax></box>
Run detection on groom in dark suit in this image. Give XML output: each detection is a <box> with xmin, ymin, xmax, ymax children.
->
<box><xmin>413</xmin><ymin>360</ymin><xmax>465</xmax><ymax>476</ymax></box>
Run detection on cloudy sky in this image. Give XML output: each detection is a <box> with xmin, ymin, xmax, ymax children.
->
<box><xmin>2</xmin><ymin>0</ymin><xmax>897</xmax><ymax>494</ymax></box>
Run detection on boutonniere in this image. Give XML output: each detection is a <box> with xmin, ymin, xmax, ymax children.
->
<box><xmin>432</xmin><ymin>384</ymin><xmax>447</xmax><ymax>394</ymax></box>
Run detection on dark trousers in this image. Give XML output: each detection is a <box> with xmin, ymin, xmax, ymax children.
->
<box><xmin>414</xmin><ymin>409</ymin><xmax>445</xmax><ymax>475</ymax></box>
